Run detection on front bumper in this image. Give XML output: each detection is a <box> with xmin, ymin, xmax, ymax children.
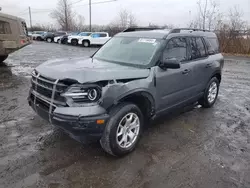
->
<box><xmin>67</xmin><ymin>39</ymin><xmax>71</xmax><ymax>43</ymax></box>
<box><xmin>28</xmin><ymin>93</ymin><xmax>109</xmax><ymax>143</ymax></box>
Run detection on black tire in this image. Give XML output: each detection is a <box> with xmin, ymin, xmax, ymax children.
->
<box><xmin>71</xmin><ymin>39</ymin><xmax>78</xmax><ymax>46</ymax></box>
<box><xmin>100</xmin><ymin>102</ymin><xmax>144</xmax><ymax>157</ymax></box>
<box><xmin>46</xmin><ymin>38</ymin><xmax>52</xmax><ymax>43</ymax></box>
<box><xmin>36</xmin><ymin>37</ymin><xmax>42</xmax><ymax>41</ymax></box>
<box><xmin>82</xmin><ymin>40</ymin><xmax>90</xmax><ymax>47</ymax></box>
<box><xmin>61</xmin><ymin>38</ymin><xmax>67</xmax><ymax>44</ymax></box>
<box><xmin>199</xmin><ymin>77</ymin><xmax>220</xmax><ymax>108</ymax></box>
<box><xmin>0</xmin><ymin>55</ymin><xmax>8</xmax><ymax>63</ymax></box>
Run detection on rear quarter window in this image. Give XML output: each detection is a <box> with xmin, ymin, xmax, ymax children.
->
<box><xmin>207</xmin><ymin>37</ymin><xmax>220</xmax><ymax>53</ymax></box>
<box><xmin>0</xmin><ymin>21</ymin><xmax>11</xmax><ymax>34</ymax></box>
<box><xmin>100</xmin><ymin>33</ymin><xmax>107</xmax><ymax>37</ymax></box>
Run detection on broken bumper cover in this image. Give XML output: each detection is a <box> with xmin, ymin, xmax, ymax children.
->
<box><xmin>28</xmin><ymin>96</ymin><xmax>109</xmax><ymax>143</ymax></box>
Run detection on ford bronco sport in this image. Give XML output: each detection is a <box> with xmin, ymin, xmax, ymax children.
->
<box><xmin>28</xmin><ymin>28</ymin><xmax>224</xmax><ymax>156</ymax></box>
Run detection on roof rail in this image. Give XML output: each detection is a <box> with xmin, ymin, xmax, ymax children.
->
<box><xmin>122</xmin><ymin>27</ymin><xmax>164</xmax><ymax>32</ymax></box>
<box><xmin>169</xmin><ymin>28</ymin><xmax>211</xmax><ymax>33</ymax></box>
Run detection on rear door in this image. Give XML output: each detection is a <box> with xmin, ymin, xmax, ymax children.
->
<box><xmin>155</xmin><ymin>37</ymin><xmax>197</xmax><ymax>112</ymax></box>
<box><xmin>90</xmin><ymin>33</ymin><xmax>101</xmax><ymax>44</ymax></box>
<box><xmin>99</xmin><ymin>33</ymin><xmax>109</xmax><ymax>45</ymax></box>
<box><xmin>187</xmin><ymin>37</ymin><xmax>215</xmax><ymax>93</ymax></box>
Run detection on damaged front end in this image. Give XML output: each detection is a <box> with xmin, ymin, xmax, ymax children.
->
<box><xmin>28</xmin><ymin>68</ymin><xmax>154</xmax><ymax>143</ymax></box>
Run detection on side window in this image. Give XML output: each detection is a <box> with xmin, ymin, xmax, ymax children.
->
<box><xmin>100</xmin><ymin>33</ymin><xmax>107</xmax><ymax>37</ymax></box>
<box><xmin>204</xmin><ymin>37</ymin><xmax>214</xmax><ymax>52</ymax></box>
<box><xmin>0</xmin><ymin>21</ymin><xmax>11</xmax><ymax>34</ymax></box>
<box><xmin>189</xmin><ymin>37</ymin><xmax>206</xmax><ymax>59</ymax></box>
<box><xmin>196</xmin><ymin>37</ymin><xmax>206</xmax><ymax>57</ymax></box>
<box><xmin>163</xmin><ymin>37</ymin><xmax>188</xmax><ymax>62</ymax></box>
<box><xmin>91</xmin><ymin>33</ymin><xmax>100</xmax><ymax>38</ymax></box>
<box><xmin>208</xmin><ymin>38</ymin><xmax>219</xmax><ymax>53</ymax></box>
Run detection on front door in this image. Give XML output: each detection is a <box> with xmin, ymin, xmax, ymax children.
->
<box><xmin>155</xmin><ymin>37</ymin><xmax>196</xmax><ymax>113</ymax></box>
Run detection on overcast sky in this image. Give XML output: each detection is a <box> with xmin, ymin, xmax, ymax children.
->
<box><xmin>1</xmin><ymin>0</ymin><xmax>250</xmax><ymax>28</ymax></box>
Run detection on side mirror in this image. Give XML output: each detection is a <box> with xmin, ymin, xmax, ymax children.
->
<box><xmin>160</xmin><ymin>58</ymin><xmax>181</xmax><ymax>69</ymax></box>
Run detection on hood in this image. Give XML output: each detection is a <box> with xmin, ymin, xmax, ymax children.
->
<box><xmin>35</xmin><ymin>57</ymin><xmax>150</xmax><ymax>83</ymax></box>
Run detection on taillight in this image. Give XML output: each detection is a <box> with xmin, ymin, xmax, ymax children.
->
<box><xmin>20</xmin><ymin>39</ymin><xmax>25</xmax><ymax>44</ymax></box>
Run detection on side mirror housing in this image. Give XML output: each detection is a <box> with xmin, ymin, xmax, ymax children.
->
<box><xmin>159</xmin><ymin>58</ymin><xmax>181</xmax><ymax>69</ymax></box>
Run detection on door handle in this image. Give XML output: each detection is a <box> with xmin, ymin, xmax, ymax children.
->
<box><xmin>182</xmin><ymin>69</ymin><xmax>190</xmax><ymax>75</ymax></box>
<box><xmin>206</xmin><ymin>63</ymin><xmax>212</xmax><ymax>68</ymax></box>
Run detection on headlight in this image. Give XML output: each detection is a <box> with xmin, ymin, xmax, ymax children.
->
<box><xmin>61</xmin><ymin>85</ymin><xmax>101</xmax><ymax>104</ymax></box>
<box><xmin>88</xmin><ymin>88</ymin><xmax>98</xmax><ymax>101</ymax></box>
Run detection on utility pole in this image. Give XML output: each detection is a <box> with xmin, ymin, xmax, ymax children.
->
<box><xmin>28</xmin><ymin>7</ymin><xmax>32</xmax><ymax>28</ymax></box>
<box><xmin>89</xmin><ymin>0</ymin><xmax>92</xmax><ymax>32</ymax></box>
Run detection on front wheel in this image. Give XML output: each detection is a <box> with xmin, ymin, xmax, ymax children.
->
<box><xmin>82</xmin><ymin>40</ymin><xmax>90</xmax><ymax>47</ymax></box>
<box><xmin>46</xmin><ymin>38</ymin><xmax>52</xmax><ymax>43</ymax></box>
<box><xmin>199</xmin><ymin>77</ymin><xmax>220</xmax><ymax>108</ymax></box>
<box><xmin>100</xmin><ymin>103</ymin><xmax>143</xmax><ymax>157</ymax></box>
<box><xmin>0</xmin><ymin>55</ymin><xmax>8</xmax><ymax>63</ymax></box>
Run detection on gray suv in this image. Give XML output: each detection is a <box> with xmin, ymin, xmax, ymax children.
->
<box><xmin>28</xmin><ymin>28</ymin><xmax>224</xmax><ymax>156</ymax></box>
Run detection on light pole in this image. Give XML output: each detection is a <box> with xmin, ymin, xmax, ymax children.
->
<box><xmin>89</xmin><ymin>0</ymin><xmax>91</xmax><ymax>32</ymax></box>
<box><xmin>88</xmin><ymin>0</ymin><xmax>117</xmax><ymax>32</ymax></box>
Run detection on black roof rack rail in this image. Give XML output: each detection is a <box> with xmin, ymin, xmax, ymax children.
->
<box><xmin>122</xmin><ymin>27</ymin><xmax>164</xmax><ymax>32</ymax></box>
<box><xmin>170</xmin><ymin>28</ymin><xmax>211</xmax><ymax>33</ymax></box>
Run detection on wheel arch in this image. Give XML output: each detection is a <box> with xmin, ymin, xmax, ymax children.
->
<box><xmin>82</xmin><ymin>39</ymin><xmax>91</xmax><ymax>45</ymax></box>
<box><xmin>116</xmin><ymin>90</ymin><xmax>155</xmax><ymax>119</ymax></box>
<box><xmin>211</xmin><ymin>70</ymin><xmax>221</xmax><ymax>83</ymax></box>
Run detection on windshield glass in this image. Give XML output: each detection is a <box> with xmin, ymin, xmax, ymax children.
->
<box><xmin>94</xmin><ymin>36</ymin><xmax>161</xmax><ymax>66</ymax></box>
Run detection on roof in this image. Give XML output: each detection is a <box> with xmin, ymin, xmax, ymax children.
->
<box><xmin>116</xmin><ymin>28</ymin><xmax>217</xmax><ymax>39</ymax></box>
<box><xmin>0</xmin><ymin>12</ymin><xmax>25</xmax><ymax>22</ymax></box>
<box><xmin>116</xmin><ymin>30</ymin><xmax>171</xmax><ymax>39</ymax></box>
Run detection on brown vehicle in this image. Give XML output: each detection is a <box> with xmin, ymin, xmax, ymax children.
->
<box><xmin>0</xmin><ymin>12</ymin><xmax>31</xmax><ymax>63</ymax></box>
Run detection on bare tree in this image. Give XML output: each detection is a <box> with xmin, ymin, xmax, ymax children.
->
<box><xmin>50</xmin><ymin>0</ymin><xmax>76</xmax><ymax>31</ymax></box>
<box><xmin>112</xmin><ymin>9</ymin><xmax>137</xmax><ymax>29</ymax></box>
<box><xmin>190</xmin><ymin>0</ymin><xmax>220</xmax><ymax>30</ymax></box>
<box><xmin>216</xmin><ymin>6</ymin><xmax>248</xmax><ymax>53</ymax></box>
<box><xmin>197</xmin><ymin>0</ymin><xmax>208</xmax><ymax>29</ymax></box>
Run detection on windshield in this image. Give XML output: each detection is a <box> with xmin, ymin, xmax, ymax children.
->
<box><xmin>93</xmin><ymin>36</ymin><xmax>161</xmax><ymax>66</ymax></box>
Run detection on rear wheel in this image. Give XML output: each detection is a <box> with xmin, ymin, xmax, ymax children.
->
<box><xmin>0</xmin><ymin>55</ymin><xmax>8</xmax><ymax>63</ymax></box>
<box><xmin>61</xmin><ymin>38</ymin><xmax>67</xmax><ymax>44</ymax></box>
<box><xmin>199</xmin><ymin>77</ymin><xmax>219</xmax><ymax>108</ymax></box>
<box><xmin>71</xmin><ymin>39</ymin><xmax>78</xmax><ymax>46</ymax></box>
<box><xmin>36</xmin><ymin>37</ymin><xmax>42</xmax><ymax>41</ymax></box>
<box><xmin>100</xmin><ymin>102</ymin><xmax>143</xmax><ymax>157</ymax></box>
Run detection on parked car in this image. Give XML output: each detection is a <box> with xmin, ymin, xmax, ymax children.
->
<box><xmin>0</xmin><ymin>12</ymin><xmax>31</xmax><ymax>63</ymax></box>
<box><xmin>44</xmin><ymin>31</ymin><xmax>67</xmax><ymax>43</ymax></box>
<box><xmin>28</xmin><ymin>28</ymin><xmax>223</xmax><ymax>156</ymax></box>
<box><xmin>67</xmin><ymin>32</ymin><xmax>92</xmax><ymax>45</ymax></box>
<box><xmin>78</xmin><ymin>32</ymin><xmax>111</xmax><ymax>47</ymax></box>
<box><xmin>31</xmin><ymin>31</ymin><xmax>46</xmax><ymax>41</ymax></box>
<box><xmin>54</xmin><ymin>32</ymin><xmax>80</xmax><ymax>44</ymax></box>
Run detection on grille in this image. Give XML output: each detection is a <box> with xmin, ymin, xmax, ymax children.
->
<box><xmin>31</xmin><ymin>73</ymin><xmax>68</xmax><ymax>107</ymax></box>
